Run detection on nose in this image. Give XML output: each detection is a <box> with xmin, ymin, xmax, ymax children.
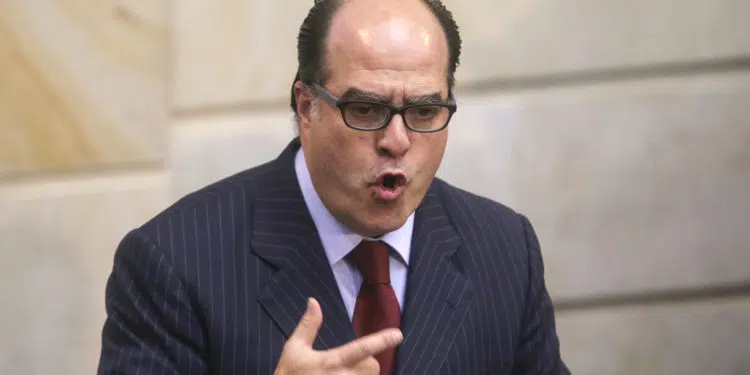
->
<box><xmin>377</xmin><ymin>114</ymin><xmax>411</xmax><ymax>158</ymax></box>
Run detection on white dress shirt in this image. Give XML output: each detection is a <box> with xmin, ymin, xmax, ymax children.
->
<box><xmin>294</xmin><ymin>148</ymin><xmax>414</xmax><ymax>320</ymax></box>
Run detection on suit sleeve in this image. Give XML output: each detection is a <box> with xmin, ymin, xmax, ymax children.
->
<box><xmin>98</xmin><ymin>230</ymin><xmax>208</xmax><ymax>375</ymax></box>
<box><xmin>512</xmin><ymin>215</ymin><xmax>571</xmax><ymax>375</ymax></box>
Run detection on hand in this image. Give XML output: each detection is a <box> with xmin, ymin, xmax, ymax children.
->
<box><xmin>274</xmin><ymin>298</ymin><xmax>403</xmax><ymax>375</ymax></box>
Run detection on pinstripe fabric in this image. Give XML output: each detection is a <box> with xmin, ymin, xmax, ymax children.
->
<box><xmin>98</xmin><ymin>137</ymin><xmax>569</xmax><ymax>374</ymax></box>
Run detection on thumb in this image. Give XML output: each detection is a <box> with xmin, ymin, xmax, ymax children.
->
<box><xmin>289</xmin><ymin>297</ymin><xmax>323</xmax><ymax>347</ymax></box>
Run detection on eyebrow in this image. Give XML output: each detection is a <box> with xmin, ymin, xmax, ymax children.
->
<box><xmin>339</xmin><ymin>87</ymin><xmax>446</xmax><ymax>105</ymax></box>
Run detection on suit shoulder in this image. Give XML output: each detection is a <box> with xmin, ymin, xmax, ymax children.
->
<box><xmin>133</xmin><ymin>160</ymin><xmax>278</xmax><ymax>247</ymax></box>
<box><xmin>432</xmin><ymin>178</ymin><xmax>538</xmax><ymax>265</ymax></box>
<box><xmin>433</xmin><ymin>178</ymin><xmax>523</xmax><ymax>221</ymax></box>
<box><xmin>431</xmin><ymin>178</ymin><xmax>536</xmax><ymax>248</ymax></box>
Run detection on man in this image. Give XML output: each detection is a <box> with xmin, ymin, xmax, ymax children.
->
<box><xmin>98</xmin><ymin>0</ymin><xmax>570</xmax><ymax>374</ymax></box>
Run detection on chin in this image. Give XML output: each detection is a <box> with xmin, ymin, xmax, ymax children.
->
<box><xmin>360</xmin><ymin>222</ymin><xmax>403</xmax><ymax>238</ymax></box>
<box><xmin>365</xmin><ymin>209</ymin><xmax>410</xmax><ymax>234</ymax></box>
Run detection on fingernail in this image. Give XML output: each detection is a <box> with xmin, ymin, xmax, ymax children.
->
<box><xmin>393</xmin><ymin>330</ymin><xmax>404</xmax><ymax>342</ymax></box>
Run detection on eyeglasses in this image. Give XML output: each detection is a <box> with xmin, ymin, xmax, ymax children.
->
<box><xmin>309</xmin><ymin>83</ymin><xmax>457</xmax><ymax>133</ymax></box>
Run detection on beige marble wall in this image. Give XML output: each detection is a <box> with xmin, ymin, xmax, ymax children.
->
<box><xmin>0</xmin><ymin>0</ymin><xmax>168</xmax><ymax>175</ymax></box>
<box><xmin>0</xmin><ymin>0</ymin><xmax>170</xmax><ymax>373</ymax></box>
<box><xmin>444</xmin><ymin>0</ymin><xmax>750</xmax><ymax>84</ymax></box>
<box><xmin>170</xmin><ymin>0</ymin><xmax>750</xmax><ymax>109</ymax></box>
<box><xmin>171</xmin><ymin>0</ymin><xmax>312</xmax><ymax>110</ymax></box>
<box><xmin>441</xmin><ymin>72</ymin><xmax>750</xmax><ymax>300</ymax></box>
<box><xmin>2</xmin><ymin>0</ymin><xmax>749</xmax><ymax>374</ymax></box>
<box><xmin>170</xmin><ymin>110</ymin><xmax>297</xmax><ymax>198</ymax></box>
<box><xmin>0</xmin><ymin>174</ymin><xmax>169</xmax><ymax>375</ymax></box>
<box><xmin>557</xmin><ymin>298</ymin><xmax>750</xmax><ymax>374</ymax></box>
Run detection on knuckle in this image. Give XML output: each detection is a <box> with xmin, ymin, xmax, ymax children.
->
<box><xmin>358</xmin><ymin>340</ymin><xmax>375</xmax><ymax>358</ymax></box>
<box><xmin>322</xmin><ymin>351</ymin><xmax>346</xmax><ymax>369</ymax></box>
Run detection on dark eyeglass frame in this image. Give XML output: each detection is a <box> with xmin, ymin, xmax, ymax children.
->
<box><xmin>309</xmin><ymin>83</ymin><xmax>457</xmax><ymax>133</ymax></box>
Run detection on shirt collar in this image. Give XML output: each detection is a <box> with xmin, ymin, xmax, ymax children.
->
<box><xmin>294</xmin><ymin>147</ymin><xmax>413</xmax><ymax>266</ymax></box>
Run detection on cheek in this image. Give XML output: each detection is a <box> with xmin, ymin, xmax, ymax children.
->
<box><xmin>321</xmin><ymin>122</ymin><xmax>370</xmax><ymax>176</ymax></box>
<box><xmin>416</xmin><ymin>134</ymin><xmax>448</xmax><ymax>171</ymax></box>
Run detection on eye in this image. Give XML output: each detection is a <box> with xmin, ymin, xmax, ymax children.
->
<box><xmin>412</xmin><ymin>106</ymin><xmax>440</xmax><ymax>119</ymax></box>
<box><xmin>346</xmin><ymin>103</ymin><xmax>387</xmax><ymax>120</ymax></box>
<box><xmin>349</xmin><ymin>103</ymin><xmax>377</xmax><ymax>116</ymax></box>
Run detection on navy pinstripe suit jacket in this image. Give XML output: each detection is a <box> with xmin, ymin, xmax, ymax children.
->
<box><xmin>98</xmin><ymin>138</ymin><xmax>570</xmax><ymax>374</ymax></box>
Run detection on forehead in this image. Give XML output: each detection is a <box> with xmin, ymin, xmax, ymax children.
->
<box><xmin>324</xmin><ymin>0</ymin><xmax>449</xmax><ymax>96</ymax></box>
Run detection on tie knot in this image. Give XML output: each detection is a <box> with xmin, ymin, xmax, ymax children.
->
<box><xmin>352</xmin><ymin>240</ymin><xmax>391</xmax><ymax>285</ymax></box>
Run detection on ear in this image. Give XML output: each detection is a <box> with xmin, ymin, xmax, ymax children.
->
<box><xmin>294</xmin><ymin>81</ymin><xmax>314</xmax><ymax>130</ymax></box>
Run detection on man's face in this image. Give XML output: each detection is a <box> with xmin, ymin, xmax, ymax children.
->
<box><xmin>296</xmin><ymin>0</ymin><xmax>451</xmax><ymax>237</ymax></box>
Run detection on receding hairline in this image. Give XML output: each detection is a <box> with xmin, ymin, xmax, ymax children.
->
<box><xmin>321</xmin><ymin>0</ymin><xmax>450</xmax><ymax>80</ymax></box>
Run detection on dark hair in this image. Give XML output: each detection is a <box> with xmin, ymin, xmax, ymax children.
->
<box><xmin>290</xmin><ymin>0</ymin><xmax>462</xmax><ymax>115</ymax></box>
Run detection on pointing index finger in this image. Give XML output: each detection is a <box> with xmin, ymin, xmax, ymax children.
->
<box><xmin>325</xmin><ymin>328</ymin><xmax>403</xmax><ymax>366</ymax></box>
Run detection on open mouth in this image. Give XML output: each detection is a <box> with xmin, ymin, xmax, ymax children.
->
<box><xmin>372</xmin><ymin>172</ymin><xmax>407</xmax><ymax>201</ymax></box>
<box><xmin>378</xmin><ymin>172</ymin><xmax>407</xmax><ymax>190</ymax></box>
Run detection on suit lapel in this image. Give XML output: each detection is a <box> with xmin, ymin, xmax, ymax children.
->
<box><xmin>250</xmin><ymin>139</ymin><xmax>474</xmax><ymax>368</ymax></box>
<box><xmin>396</xmin><ymin>184</ymin><xmax>474</xmax><ymax>374</ymax></box>
<box><xmin>252</xmin><ymin>139</ymin><xmax>355</xmax><ymax>350</ymax></box>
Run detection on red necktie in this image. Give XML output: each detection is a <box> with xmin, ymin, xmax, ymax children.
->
<box><xmin>351</xmin><ymin>240</ymin><xmax>401</xmax><ymax>375</ymax></box>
